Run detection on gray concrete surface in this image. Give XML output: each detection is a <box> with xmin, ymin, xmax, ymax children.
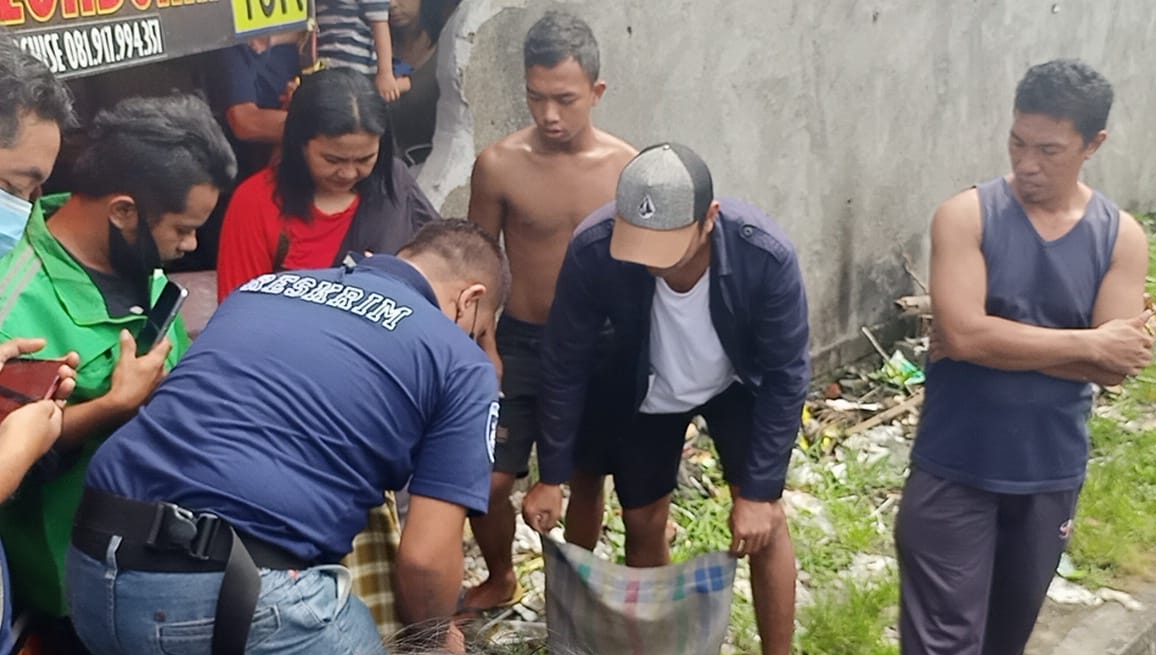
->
<box><xmin>419</xmin><ymin>0</ymin><xmax>1156</xmax><ymax>372</ymax></box>
<box><xmin>1028</xmin><ymin>584</ymin><xmax>1156</xmax><ymax>655</ymax></box>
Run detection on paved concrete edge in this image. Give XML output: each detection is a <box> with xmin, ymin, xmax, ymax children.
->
<box><xmin>1120</xmin><ymin>607</ymin><xmax>1156</xmax><ymax>655</ymax></box>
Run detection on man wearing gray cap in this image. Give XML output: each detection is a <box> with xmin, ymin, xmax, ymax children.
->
<box><xmin>522</xmin><ymin>143</ymin><xmax>810</xmax><ymax>655</ymax></box>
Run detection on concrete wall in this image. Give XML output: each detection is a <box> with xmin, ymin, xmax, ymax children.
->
<box><xmin>418</xmin><ymin>0</ymin><xmax>1156</xmax><ymax>372</ymax></box>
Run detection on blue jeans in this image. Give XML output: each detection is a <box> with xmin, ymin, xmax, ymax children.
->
<box><xmin>66</xmin><ymin>539</ymin><xmax>387</xmax><ymax>655</ymax></box>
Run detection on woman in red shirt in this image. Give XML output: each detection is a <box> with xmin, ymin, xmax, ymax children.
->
<box><xmin>216</xmin><ymin>67</ymin><xmax>439</xmax><ymax>301</ymax></box>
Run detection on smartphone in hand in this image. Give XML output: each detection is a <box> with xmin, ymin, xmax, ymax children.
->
<box><xmin>136</xmin><ymin>281</ymin><xmax>189</xmax><ymax>356</ymax></box>
<box><xmin>0</xmin><ymin>358</ymin><xmax>62</xmax><ymax>421</ymax></box>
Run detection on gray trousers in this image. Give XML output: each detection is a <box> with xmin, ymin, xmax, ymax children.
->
<box><xmin>895</xmin><ymin>468</ymin><xmax>1079</xmax><ymax>655</ymax></box>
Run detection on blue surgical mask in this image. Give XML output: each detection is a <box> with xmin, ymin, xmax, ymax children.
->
<box><xmin>0</xmin><ymin>189</ymin><xmax>33</xmax><ymax>257</ymax></box>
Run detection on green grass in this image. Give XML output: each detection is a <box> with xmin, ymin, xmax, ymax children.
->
<box><xmin>1067</xmin><ymin>411</ymin><xmax>1156</xmax><ymax>588</ymax></box>
<box><xmin>1064</xmin><ymin>209</ymin><xmax>1156</xmax><ymax>589</ymax></box>
<box><xmin>796</xmin><ymin>581</ymin><xmax>899</xmax><ymax>655</ymax></box>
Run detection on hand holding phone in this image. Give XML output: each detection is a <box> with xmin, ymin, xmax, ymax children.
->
<box><xmin>0</xmin><ymin>358</ymin><xmax>63</xmax><ymax>421</ymax></box>
<box><xmin>103</xmin><ymin>329</ymin><xmax>171</xmax><ymax>418</ymax></box>
<box><xmin>137</xmin><ymin>281</ymin><xmax>188</xmax><ymax>356</ymax></box>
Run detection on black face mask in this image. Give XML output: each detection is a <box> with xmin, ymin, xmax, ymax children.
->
<box><xmin>108</xmin><ymin>206</ymin><xmax>162</xmax><ymax>303</ymax></box>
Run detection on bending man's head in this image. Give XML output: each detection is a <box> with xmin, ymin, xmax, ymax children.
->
<box><xmin>398</xmin><ymin>219</ymin><xmax>510</xmax><ymax>342</ymax></box>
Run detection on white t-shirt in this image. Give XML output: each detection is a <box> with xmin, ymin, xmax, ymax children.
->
<box><xmin>639</xmin><ymin>269</ymin><xmax>738</xmax><ymax>414</ymax></box>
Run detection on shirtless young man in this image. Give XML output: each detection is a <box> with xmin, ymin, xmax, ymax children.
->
<box><xmin>463</xmin><ymin>11</ymin><xmax>636</xmax><ymax>612</ymax></box>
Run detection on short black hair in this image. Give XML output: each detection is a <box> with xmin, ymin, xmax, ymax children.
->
<box><xmin>419</xmin><ymin>0</ymin><xmax>459</xmax><ymax>43</ymax></box>
<box><xmin>278</xmin><ymin>68</ymin><xmax>395</xmax><ymax>220</ymax></box>
<box><xmin>0</xmin><ymin>32</ymin><xmax>75</xmax><ymax>147</ymax></box>
<box><xmin>1014</xmin><ymin>59</ymin><xmax>1114</xmax><ymax>144</ymax></box>
<box><xmin>523</xmin><ymin>11</ymin><xmax>600</xmax><ymax>81</ymax></box>
<box><xmin>399</xmin><ymin>219</ymin><xmax>510</xmax><ymax>307</ymax></box>
<box><xmin>70</xmin><ymin>94</ymin><xmax>236</xmax><ymax>219</ymax></box>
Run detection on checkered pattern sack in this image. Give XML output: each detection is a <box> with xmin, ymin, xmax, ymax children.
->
<box><xmin>542</xmin><ymin>537</ymin><xmax>737</xmax><ymax>655</ymax></box>
<box><xmin>341</xmin><ymin>492</ymin><xmax>403</xmax><ymax>641</ymax></box>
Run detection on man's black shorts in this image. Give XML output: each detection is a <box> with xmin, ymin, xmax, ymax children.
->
<box><xmin>579</xmin><ymin>382</ymin><xmax>755</xmax><ymax>509</ymax></box>
<box><xmin>494</xmin><ymin>315</ymin><xmax>620</xmax><ymax>478</ymax></box>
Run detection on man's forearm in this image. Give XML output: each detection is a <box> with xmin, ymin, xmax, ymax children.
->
<box><xmin>59</xmin><ymin>396</ymin><xmax>132</xmax><ymax>450</ymax></box>
<box><xmin>395</xmin><ymin>554</ymin><xmax>461</xmax><ymax>629</ymax></box>
<box><xmin>1041</xmin><ymin>363</ymin><xmax>1125</xmax><ymax>387</ymax></box>
<box><xmin>744</xmin><ymin>393</ymin><xmax>805</xmax><ymax>502</ymax></box>
<box><xmin>227</xmin><ymin>105</ymin><xmax>287</xmax><ymax>143</ymax></box>
<box><xmin>939</xmin><ymin>315</ymin><xmax>1097</xmax><ymax>371</ymax></box>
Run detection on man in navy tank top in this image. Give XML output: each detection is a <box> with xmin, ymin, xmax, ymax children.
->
<box><xmin>896</xmin><ymin>59</ymin><xmax>1153</xmax><ymax>655</ymax></box>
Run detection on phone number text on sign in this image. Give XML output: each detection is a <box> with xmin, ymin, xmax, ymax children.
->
<box><xmin>17</xmin><ymin>17</ymin><xmax>165</xmax><ymax>76</ymax></box>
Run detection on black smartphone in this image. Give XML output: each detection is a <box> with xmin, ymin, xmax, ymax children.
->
<box><xmin>136</xmin><ymin>281</ymin><xmax>188</xmax><ymax>356</ymax></box>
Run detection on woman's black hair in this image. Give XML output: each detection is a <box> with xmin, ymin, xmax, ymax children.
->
<box><xmin>276</xmin><ymin>67</ymin><xmax>396</xmax><ymax>220</ymax></box>
<box><xmin>418</xmin><ymin>0</ymin><xmax>460</xmax><ymax>44</ymax></box>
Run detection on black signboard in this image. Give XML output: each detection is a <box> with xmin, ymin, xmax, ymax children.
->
<box><xmin>1</xmin><ymin>0</ymin><xmax>309</xmax><ymax>78</ymax></box>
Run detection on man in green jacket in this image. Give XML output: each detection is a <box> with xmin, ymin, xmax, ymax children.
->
<box><xmin>0</xmin><ymin>93</ymin><xmax>235</xmax><ymax>649</ymax></box>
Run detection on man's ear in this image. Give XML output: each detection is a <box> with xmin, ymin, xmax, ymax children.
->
<box><xmin>107</xmin><ymin>195</ymin><xmax>139</xmax><ymax>233</ymax></box>
<box><xmin>458</xmin><ymin>282</ymin><xmax>487</xmax><ymax>309</ymax></box>
<box><xmin>1083</xmin><ymin>130</ymin><xmax>1107</xmax><ymax>160</ymax></box>
<box><xmin>702</xmin><ymin>200</ymin><xmax>721</xmax><ymax>234</ymax></box>
<box><xmin>592</xmin><ymin>79</ymin><xmax>608</xmax><ymax>105</ymax></box>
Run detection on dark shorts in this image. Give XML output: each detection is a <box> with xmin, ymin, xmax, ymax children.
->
<box><xmin>895</xmin><ymin>468</ymin><xmax>1080</xmax><ymax>655</ymax></box>
<box><xmin>581</xmin><ymin>382</ymin><xmax>754</xmax><ymax>510</ymax></box>
<box><xmin>493</xmin><ymin>315</ymin><xmax>619</xmax><ymax>477</ymax></box>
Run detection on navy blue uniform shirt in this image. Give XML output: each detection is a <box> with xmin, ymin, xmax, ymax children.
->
<box><xmin>539</xmin><ymin>198</ymin><xmax>811</xmax><ymax>501</ymax></box>
<box><xmin>221</xmin><ymin>43</ymin><xmax>300</xmax><ymax>111</ymax></box>
<box><xmin>87</xmin><ymin>256</ymin><xmax>499</xmax><ymax>563</ymax></box>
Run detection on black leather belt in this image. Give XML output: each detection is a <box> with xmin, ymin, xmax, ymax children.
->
<box><xmin>73</xmin><ymin>488</ymin><xmax>312</xmax><ymax>655</ymax></box>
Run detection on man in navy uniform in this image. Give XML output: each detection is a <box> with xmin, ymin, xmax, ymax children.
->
<box><xmin>67</xmin><ymin>220</ymin><xmax>508</xmax><ymax>654</ymax></box>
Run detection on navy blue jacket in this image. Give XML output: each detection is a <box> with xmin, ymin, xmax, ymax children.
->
<box><xmin>538</xmin><ymin>198</ymin><xmax>811</xmax><ymax>500</ymax></box>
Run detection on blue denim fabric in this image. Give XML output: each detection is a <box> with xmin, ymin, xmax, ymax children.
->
<box><xmin>66</xmin><ymin>540</ymin><xmax>387</xmax><ymax>655</ymax></box>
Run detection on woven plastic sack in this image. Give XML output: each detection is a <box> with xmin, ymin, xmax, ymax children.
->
<box><xmin>543</xmin><ymin>537</ymin><xmax>737</xmax><ymax>655</ymax></box>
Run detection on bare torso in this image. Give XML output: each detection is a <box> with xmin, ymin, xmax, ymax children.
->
<box><xmin>471</xmin><ymin>127</ymin><xmax>636</xmax><ymax>324</ymax></box>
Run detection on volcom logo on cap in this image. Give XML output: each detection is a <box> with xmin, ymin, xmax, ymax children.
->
<box><xmin>638</xmin><ymin>194</ymin><xmax>656</xmax><ymax>221</ymax></box>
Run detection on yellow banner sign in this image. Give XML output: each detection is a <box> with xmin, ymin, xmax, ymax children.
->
<box><xmin>231</xmin><ymin>0</ymin><xmax>305</xmax><ymax>34</ymax></box>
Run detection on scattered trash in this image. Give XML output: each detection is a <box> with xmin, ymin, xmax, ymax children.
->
<box><xmin>1046</xmin><ymin>577</ymin><xmax>1103</xmax><ymax>606</ymax></box>
<box><xmin>823</xmin><ymin>382</ymin><xmax>844</xmax><ymax>400</ymax></box>
<box><xmin>861</xmin><ymin>326</ymin><xmax>925</xmax><ymax>390</ymax></box>
<box><xmin>1098</xmin><ymin>588</ymin><xmax>1145</xmax><ymax>611</ymax></box>
<box><xmin>1056</xmin><ymin>553</ymin><xmax>1086</xmax><ymax>581</ymax></box>
<box><xmin>825</xmin><ymin>398</ymin><xmax>883</xmax><ymax>413</ymax></box>
<box><xmin>845</xmin><ymin>553</ymin><xmax>897</xmax><ymax>585</ymax></box>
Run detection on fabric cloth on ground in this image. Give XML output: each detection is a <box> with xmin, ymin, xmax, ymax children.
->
<box><xmin>542</xmin><ymin>537</ymin><xmax>736</xmax><ymax>655</ymax></box>
<box><xmin>341</xmin><ymin>493</ymin><xmax>404</xmax><ymax>642</ymax></box>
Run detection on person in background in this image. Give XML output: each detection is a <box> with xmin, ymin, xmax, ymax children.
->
<box><xmin>0</xmin><ymin>94</ymin><xmax>236</xmax><ymax>653</ymax></box>
<box><xmin>388</xmin><ymin>0</ymin><xmax>461</xmax><ymax>166</ymax></box>
<box><xmin>216</xmin><ymin>67</ymin><xmax>438</xmax><ymax>301</ymax></box>
<box><xmin>0</xmin><ymin>33</ymin><xmax>74</xmax><ymax>258</ymax></box>
<box><xmin>0</xmin><ymin>338</ymin><xmax>77</xmax><ymax>654</ymax></box>
<box><xmin>169</xmin><ymin>30</ymin><xmax>303</xmax><ymax>274</ymax></box>
<box><xmin>220</xmin><ymin>31</ymin><xmax>303</xmax><ymax>178</ymax></box>
<box><xmin>462</xmin><ymin>11</ymin><xmax>635</xmax><ymax>616</ymax></box>
<box><xmin>317</xmin><ymin>0</ymin><xmax>408</xmax><ymax>101</ymax></box>
<box><xmin>897</xmin><ymin>59</ymin><xmax>1151</xmax><ymax>655</ymax></box>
